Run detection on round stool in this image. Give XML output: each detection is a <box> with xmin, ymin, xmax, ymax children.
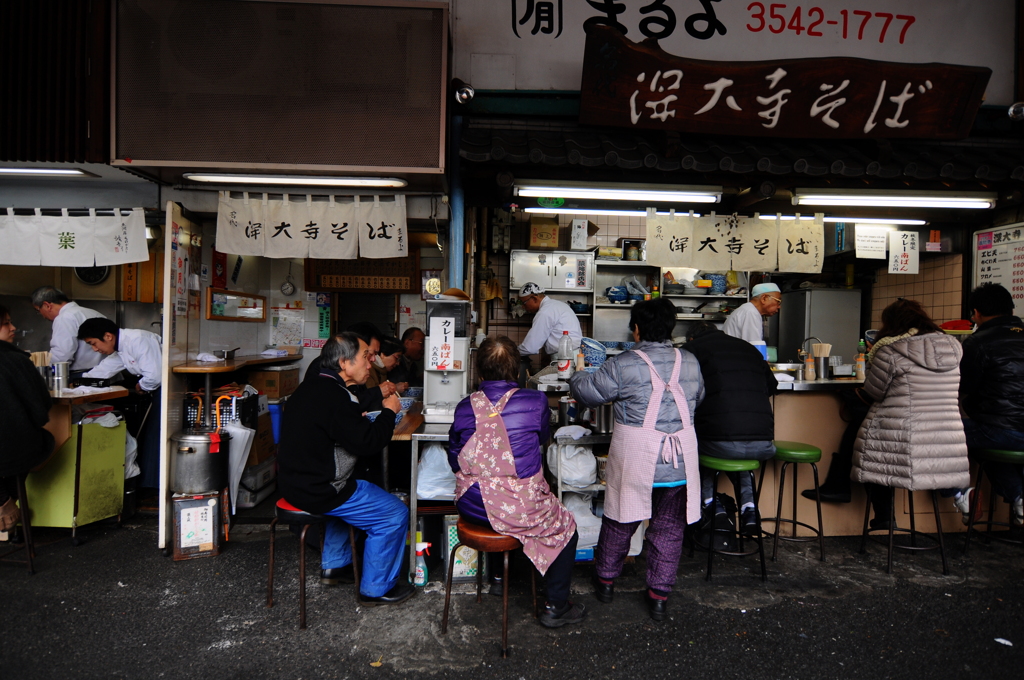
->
<box><xmin>859</xmin><ymin>487</ymin><xmax>949</xmax><ymax>575</ymax></box>
<box><xmin>964</xmin><ymin>448</ymin><xmax>1024</xmax><ymax>554</ymax></box>
<box><xmin>758</xmin><ymin>440</ymin><xmax>825</xmax><ymax>562</ymax></box>
<box><xmin>0</xmin><ymin>475</ymin><xmax>36</xmax><ymax>574</ymax></box>
<box><xmin>268</xmin><ymin>499</ymin><xmax>360</xmax><ymax>630</ymax></box>
<box><xmin>698</xmin><ymin>455</ymin><xmax>766</xmax><ymax>582</ymax></box>
<box><xmin>441</xmin><ymin>519</ymin><xmax>537</xmax><ymax>658</ymax></box>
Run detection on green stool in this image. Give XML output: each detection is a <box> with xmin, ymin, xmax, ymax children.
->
<box><xmin>698</xmin><ymin>454</ymin><xmax>766</xmax><ymax>582</ymax></box>
<box><xmin>964</xmin><ymin>448</ymin><xmax>1024</xmax><ymax>554</ymax></box>
<box><xmin>758</xmin><ymin>441</ymin><xmax>825</xmax><ymax>562</ymax></box>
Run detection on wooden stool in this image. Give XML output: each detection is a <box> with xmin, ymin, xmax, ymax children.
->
<box><xmin>964</xmin><ymin>448</ymin><xmax>1024</xmax><ymax>554</ymax></box>
<box><xmin>0</xmin><ymin>475</ymin><xmax>36</xmax><ymax>574</ymax></box>
<box><xmin>441</xmin><ymin>519</ymin><xmax>537</xmax><ymax>658</ymax></box>
<box><xmin>758</xmin><ymin>440</ymin><xmax>825</xmax><ymax>562</ymax></box>
<box><xmin>859</xmin><ymin>487</ymin><xmax>949</xmax><ymax>575</ymax></box>
<box><xmin>698</xmin><ymin>455</ymin><xmax>766</xmax><ymax>582</ymax></box>
<box><xmin>267</xmin><ymin>498</ymin><xmax>361</xmax><ymax>629</ymax></box>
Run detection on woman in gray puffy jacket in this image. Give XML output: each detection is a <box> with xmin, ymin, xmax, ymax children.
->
<box><xmin>852</xmin><ymin>299</ymin><xmax>969</xmax><ymax>529</ymax></box>
<box><xmin>570</xmin><ymin>298</ymin><xmax>704</xmax><ymax>621</ymax></box>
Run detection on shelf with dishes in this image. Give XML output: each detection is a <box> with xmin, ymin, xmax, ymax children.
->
<box><xmin>595</xmin><ymin>259</ymin><xmax>658</xmax><ymax>268</ymax></box>
<box><xmin>663</xmin><ymin>293</ymin><xmax>745</xmax><ymax>299</ymax></box>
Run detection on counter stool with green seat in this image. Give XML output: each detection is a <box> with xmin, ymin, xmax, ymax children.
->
<box><xmin>758</xmin><ymin>440</ymin><xmax>825</xmax><ymax>562</ymax></box>
<box><xmin>964</xmin><ymin>448</ymin><xmax>1024</xmax><ymax>554</ymax></box>
<box><xmin>698</xmin><ymin>455</ymin><xmax>767</xmax><ymax>582</ymax></box>
<box><xmin>859</xmin><ymin>486</ymin><xmax>949</xmax><ymax>575</ymax></box>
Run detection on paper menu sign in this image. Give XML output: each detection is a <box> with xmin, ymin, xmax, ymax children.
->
<box><xmin>855</xmin><ymin>227</ymin><xmax>889</xmax><ymax>259</ymax></box>
<box><xmin>888</xmin><ymin>231</ymin><xmax>920</xmax><ymax>274</ymax></box>
<box><xmin>777</xmin><ymin>215</ymin><xmax>825</xmax><ymax>273</ymax></box>
<box><xmin>428</xmin><ymin>316</ymin><xmax>455</xmax><ymax>370</ymax></box>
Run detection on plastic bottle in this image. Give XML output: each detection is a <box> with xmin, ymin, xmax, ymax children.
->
<box><xmin>651</xmin><ymin>285</ymin><xmax>660</xmax><ymax>299</ymax></box>
<box><xmin>576</xmin><ymin>351</ymin><xmax>585</xmax><ymax>371</ymax></box>
<box><xmin>855</xmin><ymin>340</ymin><xmax>868</xmax><ymax>380</ymax></box>
<box><xmin>413</xmin><ymin>542</ymin><xmax>431</xmax><ymax>586</ymax></box>
<box><xmin>557</xmin><ymin>330</ymin><xmax>574</xmax><ymax>379</ymax></box>
<box><xmin>804</xmin><ymin>354</ymin><xmax>816</xmax><ymax>381</ymax></box>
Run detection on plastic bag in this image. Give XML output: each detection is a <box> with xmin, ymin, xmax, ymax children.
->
<box><xmin>563</xmin><ymin>492</ymin><xmax>602</xmax><ymax>549</ymax></box>
<box><xmin>416</xmin><ymin>443</ymin><xmax>456</xmax><ymax>500</ymax></box>
<box><xmin>124</xmin><ymin>432</ymin><xmax>140</xmax><ymax>480</ymax></box>
<box><xmin>546</xmin><ymin>443</ymin><xmax>597</xmax><ymax>488</ymax></box>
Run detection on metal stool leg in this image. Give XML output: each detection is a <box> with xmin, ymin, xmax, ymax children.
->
<box><xmin>299</xmin><ymin>524</ymin><xmax>310</xmax><ymax>629</ymax></box>
<box><xmin>349</xmin><ymin>525</ymin><xmax>361</xmax><ymax>604</ymax></box>
<box><xmin>441</xmin><ymin>541</ymin><xmax>464</xmax><ymax>634</ymax></box>
<box><xmin>501</xmin><ymin>550</ymin><xmax>511</xmax><ymax>658</ymax></box>
<box><xmin>772</xmin><ymin>461</ymin><xmax>789</xmax><ymax>561</ymax></box>
<box><xmin>859</xmin><ymin>487</ymin><xmax>873</xmax><ymax>554</ymax></box>
<box><xmin>931</xmin><ymin>491</ymin><xmax>949</xmax><ymax>575</ymax></box>
<box><xmin>16</xmin><ymin>475</ymin><xmax>34</xmax><ymax>574</ymax></box>
<box><xmin>908</xmin><ymin>491</ymin><xmax>918</xmax><ymax>548</ymax></box>
<box><xmin>752</xmin><ymin>470</ymin><xmax>767</xmax><ymax>582</ymax></box>
<box><xmin>267</xmin><ymin>518</ymin><xmax>278</xmax><ymax>608</ymax></box>
<box><xmin>886</xmin><ymin>488</ymin><xmax>896</xmax><ymax>575</ymax></box>
<box><xmin>810</xmin><ymin>462</ymin><xmax>825</xmax><ymax>561</ymax></box>
<box><xmin>965</xmin><ymin>466</ymin><xmax>985</xmax><ymax>554</ymax></box>
<box><xmin>705</xmin><ymin>471</ymin><xmax>719</xmax><ymax>581</ymax></box>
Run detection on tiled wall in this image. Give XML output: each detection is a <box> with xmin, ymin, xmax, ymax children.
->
<box><xmin>483</xmin><ymin>213</ymin><xmax>648</xmax><ymax>367</ymax></box>
<box><xmin>870</xmin><ymin>254</ymin><xmax>964</xmax><ymax>328</ymax></box>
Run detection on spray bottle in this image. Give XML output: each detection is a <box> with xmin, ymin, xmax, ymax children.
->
<box><xmin>414</xmin><ymin>542</ymin><xmax>432</xmax><ymax>586</ymax></box>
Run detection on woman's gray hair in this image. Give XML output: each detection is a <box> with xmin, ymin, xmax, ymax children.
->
<box><xmin>321</xmin><ymin>331</ymin><xmax>362</xmax><ymax>371</ymax></box>
<box><xmin>31</xmin><ymin>286</ymin><xmax>70</xmax><ymax>307</ymax></box>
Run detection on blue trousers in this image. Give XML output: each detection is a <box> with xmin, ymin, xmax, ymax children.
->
<box><xmin>322</xmin><ymin>480</ymin><xmax>409</xmax><ymax>598</ymax></box>
<box><xmin>964</xmin><ymin>419</ymin><xmax>1024</xmax><ymax>502</ymax></box>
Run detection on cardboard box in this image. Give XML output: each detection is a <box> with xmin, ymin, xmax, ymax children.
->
<box><xmin>237</xmin><ymin>480</ymin><xmax>276</xmax><ymax>509</ymax></box>
<box><xmin>240</xmin><ymin>455</ymin><xmax>277</xmax><ymax>492</ymax></box>
<box><xmin>248</xmin><ymin>366</ymin><xmax>300</xmax><ymax>399</ymax></box>
<box><xmin>172</xmin><ymin>491</ymin><xmax>223</xmax><ymax>561</ymax></box>
<box><xmin>529</xmin><ymin>216</ymin><xmax>560</xmax><ymax>250</ymax></box>
<box><xmin>247</xmin><ymin>413</ymin><xmax>277</xmax><ymax>466</ymax></box>
<box><xmin>442</xmin><ymin>515</ymin><xmax>487</xmax><ymax>583</ymax></box>
<box><xmin>569</xmin><ymin>219</ymin><xmax>599</xmax><ymax>250</ymax></box>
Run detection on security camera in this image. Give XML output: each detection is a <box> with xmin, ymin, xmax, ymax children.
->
<box><xmin>452</xmin><ymin>78</ymin><xmax>475</xmax><ymax>105</ymax></box>
<box><xmin>1008</xmin><ymin>102</ymin><xmax>1024</xmax><ymax>120</ymax></box>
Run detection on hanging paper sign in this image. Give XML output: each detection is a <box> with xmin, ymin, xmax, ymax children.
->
<box><xmin>888</xmin><ymin>231</ymin><xmax>920</xmax><ymax>274</ymax></box>
<box><xmin>307</xmin><ymin>196</ymin><xmax>358</xmax><ymax>260</ymax></box>
<box><xmin>778</xmin><ymin>215</ymin><xmax>825</xmax><ymax>273</ymax></box>
<box><xmin>428</xmin><ymin>316</ymin><xmax>454</xmax><ymax>370</ymax></box>
<box><xmin>357</xmin><ymin>195</ymin><xmax>408</xmax><ymax>259</ymax></box>
<box><xmin>645</xmin><ymin>211</ymin><xmax>694</xmax><ymax>269</ymax></box>
<box><xmin>728</xmin><ymin>217</ymin><xmax>778</xmax><ymax>272</ymax></box>
<box><xmin>38</xmin><ymin>208</ymin><xmax>95</xmax><ymax>267</ymax></box>
<box><xmin>94</xmin><ymin>208</ymin><xmax>148</xmax><ymax>266</ymax></box>
<box><xmin>690</xmin><ymin>214</ymin><xmax>735</xmax><ymax>272</ymax></box>
<box><xmin>855</xmin><ymin>227</ymin><xmax>890</xmax><ymax>259</ymax></box>
<box><xmin>263</xmin><ymin>195</ymin><xmax>310</xmax><ymax>259</ymax></box>
<box><xmin>216</xmin><ymin>192</ymin><xmax>266</xmax><ymax>256</ymax></box>
<box><xmin>0</xmin><ymin>208</ymin><xmax>41</xmax><ymax>266</ymax></box>
<box><xmin>318</xmin><ymin>307</ymin><xmax>331</xmax><ymax>339</ymax></box>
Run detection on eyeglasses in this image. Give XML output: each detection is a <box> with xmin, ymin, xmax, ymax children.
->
<box><xmin>767</xmin><ymin>296</ymin><xmax>782</xmax><ymax>304</ymax></box>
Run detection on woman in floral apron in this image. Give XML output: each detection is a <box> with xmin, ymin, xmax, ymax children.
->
<box><xmin>448</xmin><ymin>337</ymin><xmax>585</xmax><ymax>628</ymax></box>
<box><xmin>571</xmin><ymin>298</ymin><xmax>704</xmax><ymax>621</ymax></box>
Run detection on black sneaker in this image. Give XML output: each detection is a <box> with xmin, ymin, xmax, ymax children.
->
<box><xmin>539</xmin><ymin>601</ymin><xmax>587</xmax><ymax>628</ymax></box>
<box><xmin>801</xmin><ymin>486</ymin><xmax>852</xmax><ymax>503</ymax></box>
<box><xmin>740</xmin><ymin>508</ymin><xmax>760</xmax><ymax>537</ymax></box>
<box><xmin>488</xmin><ymin>576</ymin><xmax>503</xmax><ymax>598</ymax></box>
<box><xmin>592</xmin><ymin>574</ymin><xmax>614</xmax><ymax>603</ymax></box>
<box><xmin>321</xmin><ymin>564</ymin><xmax>356</xmax><ymax>586</ymax></box>
<box><xmin>644</xmin><ymin>591</ymin><xmax>667</xmax><ymax>622</ymax></box>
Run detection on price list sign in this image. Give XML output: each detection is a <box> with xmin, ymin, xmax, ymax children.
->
<box><xmin>974</xmin><ymin>225</ymin><xmax>1024</xmax><ymax>305</ymax></box>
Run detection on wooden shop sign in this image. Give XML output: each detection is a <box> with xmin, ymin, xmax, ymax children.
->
<box><xmin>579</xmin><ymin>26</ymin><xmax>990</xmax><ymax>140</ymax></box>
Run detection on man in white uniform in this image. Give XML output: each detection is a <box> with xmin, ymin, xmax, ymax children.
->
<box><xmin>31</xmin><ymin>286</ymin><xmax>106</xmax><ymax>372</ymax></box>
<box><xmin>722</xmin><ymin>283</ymin><xmax>782</xmax><ymax>345</ymax></box>
<box><xmin>79</xmin><ymin>318</ymin><xmax>163</xmax><ymax>490</ymax></box>
<box><xmin>516</xmin><ymin>282</ymin><xmax>583</xmax><ymax>357</ymax></box>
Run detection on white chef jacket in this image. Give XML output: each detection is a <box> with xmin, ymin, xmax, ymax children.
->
<box><xmin>50</xmin><ymin>302</ymin><xmax>106</xmax><ymax>371</ymax></box>
<box><xmin>84</xmin><ymin>328</ymin><xmax>163</xmax><ymax>392</ymax></box>
<box><xmin>517</xmin><ymin>296</ymin><xmax>583</xmax><ymax>356</ymax></box>
<box><xmin>722</xmin><ymin>301</ymin><xmax>764</xmax><ymax>344</ymax></box>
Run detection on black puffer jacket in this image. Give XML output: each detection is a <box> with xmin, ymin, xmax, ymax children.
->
<box><xmin>684</xmin><ymin>329</ymin><xmax>778</xmax><ymax>441</ymax></box>
<box><xmin>959</xmin><ymin>315</ymin><xmax>1024</xmax><ymax>431</ymax></box>
<box><xmin>0</xmin><ymin>340</ymin><xmax>53</xmax><ymax>477</ymax></box>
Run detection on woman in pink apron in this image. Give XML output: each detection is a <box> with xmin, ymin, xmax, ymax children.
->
<box><xmin>570</xmin><ymin>299</ymin><xmax>704</xmax><ymax>621</ymax></box>
<box><xmin>448</xmin><ymin>337</ymin><xmax>585</xmax><ymax>628</ymax></box>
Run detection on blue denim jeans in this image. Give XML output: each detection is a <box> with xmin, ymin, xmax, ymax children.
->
<box><xmin>322</xmin><ymin>480</ymin><xmax>409</xmax><ymax>597</ymax></box>
<box><xmin>963</xmin><ymin>419</ymin><xmax>1024</xmax><ymax>502</ymax></box>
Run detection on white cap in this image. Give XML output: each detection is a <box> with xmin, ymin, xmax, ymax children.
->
<box><xmin>519</xmin><ymin>282</ymin><xmax>545</xmax><ymax>297</ymax></box>
<box><xmin>751</xmin><ymin>283</ymin><xmax>781</xmax><ymax>297</ymax></box>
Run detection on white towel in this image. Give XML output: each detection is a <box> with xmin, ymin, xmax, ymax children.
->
<box><xmin>196</xmin><ymin>353</ymin><xmax>222</xmax><ymax>363</ymax></box>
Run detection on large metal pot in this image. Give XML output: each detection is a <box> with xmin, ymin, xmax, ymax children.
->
<box><xmin>592</xmin><ymin>403</ymin><xmax>614</xmax><ymax>434</ymax></box>
<box><xmin>171</xmin><ymin>429</ymin><xmax>231</xmax><ymax>494</ymax></box>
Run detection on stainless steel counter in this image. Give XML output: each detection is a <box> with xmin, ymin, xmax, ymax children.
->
<box><xmin>775</xmin><ymin>379</ymin><xmax>863</xmax><ymax>391</ymax></box>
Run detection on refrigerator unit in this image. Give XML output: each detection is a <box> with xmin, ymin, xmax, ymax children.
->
<box><xmin>777</xmin><ymin>289</ymin><xmax>863</xmax><ymax>365</ymax></box>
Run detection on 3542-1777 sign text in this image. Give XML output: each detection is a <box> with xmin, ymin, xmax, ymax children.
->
<box><xmin>579</xmin><ymin>25</ymin><xmax>990</xmax><ymax>139</ymax></box>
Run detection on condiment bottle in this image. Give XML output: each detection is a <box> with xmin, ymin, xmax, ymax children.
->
<box><xmin>576</xmin><ymin>352</ymin><xmax>585</xmax><ymax>371</ymax></box>
<box><xmin>651</xmin><ymin>285</ymin><xmax>660</xmax><ymax>299</ymax></box>
<box><xmin>855</xmin><ymin>340</ymin><xmax>867</xmax><ymax>380</ymax></box>
<box><xmin>804</xmin><ymin>354</ymin><xmax>816</xmax><ymax>381</ymax></box>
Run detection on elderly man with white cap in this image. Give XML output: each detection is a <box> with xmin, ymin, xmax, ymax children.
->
<box><xmin>516</xmin><ymin>282</ymin><xmax>582</xmax><ymax>358</ymax></box>
<box><xmin>722</xmin><ymin>282</ymin><xmax>782</xmax><ymax>344</ymax></box>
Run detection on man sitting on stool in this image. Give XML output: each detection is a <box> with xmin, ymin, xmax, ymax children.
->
<box><xmin>278</xmin><ymin>332</ymin><xmax>415</xmax><ymax>606</ymax></box>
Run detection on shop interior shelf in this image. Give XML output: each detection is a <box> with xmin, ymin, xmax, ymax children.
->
<box><xmin>595</xmin><ymin>260</ymin><xmax>658</xmax><ymax>267</ymax></box>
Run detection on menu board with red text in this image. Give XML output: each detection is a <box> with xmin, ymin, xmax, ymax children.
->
<box><xmin>974</xmin><ymin>224</ymin><xmax>1024</xmax><ymax>306</ymax></box>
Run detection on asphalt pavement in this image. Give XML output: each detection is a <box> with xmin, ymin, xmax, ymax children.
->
<box><xmin>2</xmin><ymin>515</ymin><xmax>1023</xmax><ymax>679</ymax></box>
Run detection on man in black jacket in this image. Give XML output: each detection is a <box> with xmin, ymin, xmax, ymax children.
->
<box><xmin>0</xmin><ymin>305</ymin><xmax>54</xmax><ymax>532</ymax></box>
<box><xmin>953</xmin><ymin>283</ymin><xmax>1024</xmax><ymax>526</ymax></box>
<box><xmin>278</xmin><ymin>332</ymin><xmax>415</xmax><ymax>605</ymax></box>
<box><xmin>685</xmin><ymin>322</ymin><xmax>778</xmax><ymax>536</ymax></box>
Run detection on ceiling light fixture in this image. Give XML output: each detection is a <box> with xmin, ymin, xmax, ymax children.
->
<box><xmin>182</xmin><ymin>173</ymin><xmax>408</xmax><ymax>188</ymax></box>
<box><xmin>759</xmin><ymin>215</ymin><xmax>927</xmax><ymax>225</ymax></box>
<box><xmin>793</xmin><ymin>189</ymin><xmax>995</xmax><ymax>209</ymax></box>
<box><xmin>523</xmin><ymin>207</ymin><xmax>702</xmax><ymax>218</ymax></box>
<box><xmin>0</xmin><ymin>167</ymin><xmax>90</xmax><ymax>177</ymax></box>
<box><xmin>515</xmin><ymin>180</ymin><xmax>721</xmax><ymax>204</ymax></box>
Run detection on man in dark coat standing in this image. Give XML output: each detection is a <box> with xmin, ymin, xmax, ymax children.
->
<box><xmin>952</xmin><ymin>283</ymin><xmax>1024</xmax><ymax>526</ymax></box>
<box><xmin>685</xmin><ymin>322</ymin><xmax>778</xmax><ymax>536</ymax></box>
<box><xmin>0</xmin><ymin>305</ymin><xmax>53</xmax><ymax>532</ymax></box>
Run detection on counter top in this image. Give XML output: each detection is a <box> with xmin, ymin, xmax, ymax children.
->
<box><xmin>171</xmin><ymin>355</ymin><xmax>301</xmax><ymax>374</ymax></box>
<box><xmin>776</xmin><ymin>379</ymin><xmax>862</xmax><ymax>391</ymax></box>
<box><xmin>392</xmin><ymin>402</ymin><xmax>424</xmax><ymax>441</ymax></box>
<box><xmin>50</xmin><ymin>386</ymin><xmax>130</xmax><ymax>404</ymax></box>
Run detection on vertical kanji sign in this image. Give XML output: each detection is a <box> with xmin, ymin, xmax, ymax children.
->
<box><xmin>888</xmin><ymin>230</ymin><xmax>920</xmax><ymax>274</ymax></box>
<box><xmin>428</xmin><ymin>316</ymin><xmax>454</xmax><ymax>371</ymax></box>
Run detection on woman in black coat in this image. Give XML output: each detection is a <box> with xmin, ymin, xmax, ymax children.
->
<box><xmin>0</xmin><ymin>305</ymin><xmax>53</xmax><ymax>531</ymax></box>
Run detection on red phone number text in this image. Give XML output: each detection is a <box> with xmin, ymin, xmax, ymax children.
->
<box><xmin>746</xmin><ymin>4</ymin><xmax>915</xmax><ymax>43</ymax></box>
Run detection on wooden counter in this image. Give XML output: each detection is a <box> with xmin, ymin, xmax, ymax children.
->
<box><xmin>171</xmin><ymin>355</ymin><xmax>301</xmax><ymax>374</ymax></box>
<box><xmin>392</xmin><ymin>402</ymin><xmax>424</xmax><ymax>441</ymax></box>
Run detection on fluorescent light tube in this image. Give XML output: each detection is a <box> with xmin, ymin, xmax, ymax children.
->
<box><xmin>515</xmin><ymin>181</ymin><xmax>721</xmax><ymax>203</ymax></box>
<box><xmin>183</xmin><ymin>173</ymin><xmax>408</xmax><ymax>188</ymax></box>
<box><xmin>793</xmin><ymin>189</ymin><xmax>995</xmax><ymax>209</ymax></box>
<box><xmin>0</xmin><ymin>167</ymin><xmax>89</xmax><ymax>176</ymax></box>
<box><xmin>759</xmin><ymin>215</ymin><xmax>927</xmax><ymax>225</ymax></box>
<box><xmin>523</xmin><ymin>207</ymin><xmax>702</xmax><ymax>217</ymax></box>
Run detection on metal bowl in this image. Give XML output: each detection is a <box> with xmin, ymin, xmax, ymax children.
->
<box><xmin>214</xmin><ymin>348</ymin><xmax>238</xmax><ymax>360</ymax></box>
